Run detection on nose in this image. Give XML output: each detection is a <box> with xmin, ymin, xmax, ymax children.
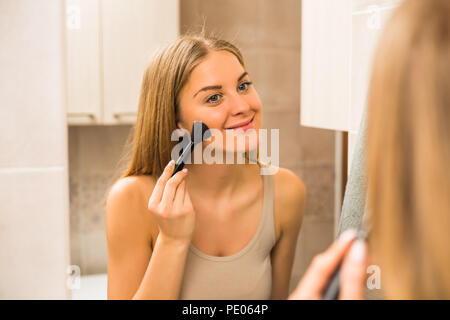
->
<box><xmin>227</xmin><ymin>93</ymin><xmax>252</xmax><ymax>116</ymax></box>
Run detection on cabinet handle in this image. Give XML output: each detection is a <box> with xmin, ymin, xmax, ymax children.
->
<box><xmin>113</xmin><ymin>112</ymin><xmax>136</xmax><ymax>119</ymax></box>
<box><xmin>68</xmin><ymin>112</ymin><xmax>97</xmax><ymax>120</ymax></box>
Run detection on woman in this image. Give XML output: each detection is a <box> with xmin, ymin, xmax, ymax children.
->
<box><xmin>106</xmin><ymin>34</ymin><xmax>306</xmax><ymax>299</ymax></box>
<box><xmin>290</xmin><ymin>0</ymin><xmax>450</xmax><ymax>299</ymax></box>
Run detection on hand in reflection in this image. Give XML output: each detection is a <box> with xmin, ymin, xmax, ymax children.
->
<box><xmin>147</xmin><ymin>160</ymin><xmax>196</xmax><ymax>244</ymax></box>
<box><xmin>288</xmin><ymin>229</ymin><xmax>368</xmax><ymax>300</ymax></box>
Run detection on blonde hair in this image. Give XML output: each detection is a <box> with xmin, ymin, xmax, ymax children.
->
<box><xmin>367</xmin><ymin>0</ymin><xmax>450</xmax><ymax>299</ymax></box>
<box><xmin>121</xmin><ymin>33</ymin><xmax>247</xmax><ymax>179</ymax></box>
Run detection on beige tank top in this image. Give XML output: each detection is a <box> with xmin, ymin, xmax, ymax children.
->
<box><xmin>179</xmin><ymin>167</ymin><xmax>276</xmax><ymax>300</ymax></box>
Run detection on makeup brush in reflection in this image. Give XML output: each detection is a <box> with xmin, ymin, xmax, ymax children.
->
<box><xmin>171</xmin><ymin>121</ymin><xmax>211</xmax><ymax>177</ymax></box>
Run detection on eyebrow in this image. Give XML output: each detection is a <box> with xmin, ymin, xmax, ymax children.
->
<box><xmin>193</xmin><ymin>72</ymin><xmax>249</xmax><ymax>98</ymax></box>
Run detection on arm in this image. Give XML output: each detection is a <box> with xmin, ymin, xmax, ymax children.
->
<box><xmin>106</xmin><ymin>162</ymin><xmax>194</xmax><ymax>299</ymax></box>
<box><xmin>106</xmin><ymin>177</ymin><xmax>154</xmax><ymax>299</ymax></box>
<box><xmin>106</xmin><ymin>178</ymin><xmax>189</xmax><ymax>299</ymax></box>
<box><xmin>133</xmin><ymin>233</ymin><xmax>191</xmax><ymax>299</ymax></box>
<box><xmin>270</xmin><ymin>169</ymin><xmax>306</xmax><ymax>299</ymax></box>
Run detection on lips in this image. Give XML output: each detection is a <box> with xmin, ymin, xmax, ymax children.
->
<box><xmin>225</xmin><ymin>116</ymin><xmax>254</xmax><ymax>130</ymax></box>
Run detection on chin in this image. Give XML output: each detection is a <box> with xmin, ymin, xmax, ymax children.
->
<box><xmin>223</xmin><ymin>135</ymin><xmax>260</xmax><ymax>156</ymax></box>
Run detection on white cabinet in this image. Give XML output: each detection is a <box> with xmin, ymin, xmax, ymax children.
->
<box><xmin>65</xmin><ymin>0</ymin><xmax>102</xmax><ymax>124</ymax></box>
<box><xmin>349</xmin><ymin>0</ymin><xmax>399</xmax><ymax>133</ymax></box>
<box><xmin>301</xmin><ymin>0</ymin><xmax>400</xmax><ymax>134</ymax></box>
<box><xmin>101</xmin><ymin>0</ymin><xmax>179</xmax><ymax>124</ymax></box>
<box><xmin>65</xmin><ymin>0</ymin><xmax>179</xmax><ymax>125</ymax></box>
<box><xmin>300</xmin><ymin>0</ymin><xmax>352</xmax><ymax>132</ymax></box>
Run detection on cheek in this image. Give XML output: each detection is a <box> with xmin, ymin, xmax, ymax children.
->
<box><xmin>179</xmin><ymin>104</ymin><xmax>225</xmax><ymax>130</ymax></box>
<box><xmin>249</xmin><ymin>94</ymin><xmax>263</xmax><ymax>127</ymax></box>
<box><xmin>246</xmin><ymin>89</ymin><xmax>262</xmax><ymax>110</ymax></box>
<box><xmin>203</xmin><ymin>109</ymin><xmax>228</xmax><ymax>129</ymax></box>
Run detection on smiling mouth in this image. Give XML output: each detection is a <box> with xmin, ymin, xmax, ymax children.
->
<box><xmin>225</xmin><ymin>115</ymin><xmax>255</xmax><ymax>130</ymax></box>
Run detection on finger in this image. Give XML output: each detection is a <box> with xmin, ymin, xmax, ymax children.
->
<box><xmin>173</xmin><ymin>180</ymin><xmax>186</xmax><ymax>210</ymax></box>
<box><xmin>161</xmin><ymin>168</ymin><xmax>187</xmax><ymax>208</ymax></box>
<box><xmin>339</xmin><ymin>240</ymin><xmax>368</xmax><ymax>300</ymax></box>
<box><xmin>184</xmin><ymin>184</ymin><xmax>192</xmax><ymax>206</ymax></box>
<box><xmin>148</xmin><ymin>160</ymin><xmax>175</xmax><ymax>206</ymax></box>
<box><xmin>293</xmin><ymin>229</ymin><xmax>358</xmax><ymax>298</ymax></box>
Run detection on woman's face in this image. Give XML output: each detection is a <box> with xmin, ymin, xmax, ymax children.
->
<box><xmin>177</xmin><ymin>50</ymin><xmax>262</xmax><ymax>154</ymax></box>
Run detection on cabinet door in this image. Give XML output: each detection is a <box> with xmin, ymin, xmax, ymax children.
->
<box><xmin>350</xmin><ymin>0</ymin><xmax>399</xmax><ymax>134</ymax></box>
<box><xmin>301</xmin><ymin>0</ymin><xmax>400</xmax><ymax>133</ymax></box>
<box><xmin>301</xmin><ymin>0</ymin><xmax>352</xmax><ymax>131</ymax></box>
<box><xmin>65</xmin><ymin>0</ymin><xmax>102</xmax><ymax>125</ymax></box>
<box><xmin>101</xmin><ymin>0</ymin><xmax>179</xmax><ymax>125</ymax></box>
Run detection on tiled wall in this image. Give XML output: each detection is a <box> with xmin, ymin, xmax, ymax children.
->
<box><xmin>0</xmin><ymin>1</ymin><xmax>70</xmax><ymax>299</ymax></box>
<box><xmin>69</xmin><ymin>0</ymin><xmax>336</xmax><ymax>294</ymax></box>
<box><xmin>69</xmin><ymin>125</ymin><xmax>132</xmax><ymax>275</ymax></box>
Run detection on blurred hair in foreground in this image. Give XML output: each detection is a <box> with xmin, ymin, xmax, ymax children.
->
<box><xmin>367</xmin><ymin>0</ymin><xmax>450</xmax><ymax>299</ymax></box>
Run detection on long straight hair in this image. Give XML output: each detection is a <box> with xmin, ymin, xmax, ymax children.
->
<box><xmin>367</xmin><ymin>0</ymin><xmax>450</xmax><ymax>299</ymax></box>
<box><xmin>121</xmin><ymin>33</ymin><xmax>246</xmax><ymax>179</ymax></box>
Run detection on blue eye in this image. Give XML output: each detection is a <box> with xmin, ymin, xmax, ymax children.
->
<box><xmin>206</xmin><ymin>94</ymin><xmax>221</xmax><ymax>104</ymax></box>
<box><xmin>204</xmin><ymin>82</ymin><xmax>253</xmax><ymax>105</ymax></box>
<box><xmin>238</xmin><ymin>81</ymin><xmax>252</xmax><ymax>92</ymax></box>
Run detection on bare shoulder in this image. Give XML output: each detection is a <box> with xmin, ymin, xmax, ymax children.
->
<box><xmin>106</xmin><ymin>175</ymin><xmax>159</xmax><ymax>247</ymax></box>
<box><xmin>106</xmin><ymin>175</ymin><xmax>155</xmax><ymax>213</ymax></box>
<box><xmin>107</xmin><ymin>175</ymin><xmax>156</xmax><ymax>202</ymax></box>
<box><xmin>272</xmin><ymin>167</ymin><xmax>306</xmax><ymax>239</ymax></box>
<box><xmin>273</xmin><ymin>167</ymin><xmax>306</xmax><ymax>206</ymax></box>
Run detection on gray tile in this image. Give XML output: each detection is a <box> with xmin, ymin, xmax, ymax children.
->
<box><xmin>70</xmin><ymin>231</ymin><xmax>83</xmax><ymax>275</ymax></box>
<box><xmin>70</xmin><ymin>172</ymin><xmax>110</xmax><ymax>233</ymax></box>
<box><xmin>289</xmin><ymin>216</ymin><xmax>335</xmax><ymax>293</ymax></box>
<box><xmin>297</xmin><ymin>126</ymin><xmax>335</xmax><ymax>166</ymax></box>
<box><xmin>180</xmin><ymin>0</ymin><xmax>203</xmax><ymax>34</ymax></box>
<box><xmin>68</xmin><ymin>126</ymin><xmax>134</xmax><ymax>275</ymax></box>
<box><xmin>258</xmin><ymin>0</ymin><xmax>301</xmax><ymax>50</ymax></box>
<box><xmin>292</xmin><ymin>164</ymin><xmax>335</xmax><ymax>222</ymax></box>
<box><xmin>73</xmin><ymin>125</ymin><xmax>133</xmax><ymax>176</ymax></box>
<box><xmin>262</xmin><ymin>110</ymin><xmax>335</xmax><ymax>167</ymax></box>
<box><xmin>244</xmin><ymin>48</ymin><xmax>301</xmax><ymax>113</ymax></box>
<box><xmin>81</xmin><ymin>231</ymin><xmax>108</xmax><ymax>275</ymax></box>
<box><xmin>262</xmin><ymin>110</ymin><xmax>302</xmax><ymax>168</ymax></box>
<box><xmin>180</xmin><ymin>0</ymin><xmax>301</xmax><ymax>50</ymax></box>
<box><xmin>197</xmin><ymin>0</ymin><xmax>262</xmax><ymax>48</ymax></box>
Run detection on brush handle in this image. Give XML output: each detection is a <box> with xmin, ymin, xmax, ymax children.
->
<box><xmin>322</xmin><ymin>230</ymin><xmax>367</xmax><ymax>300</ymax></box>
<box><xmin>323</xmin><ymin>266</ymin><xmax>341</xmax><ymax>300</ymax></box>
<box><xmin>172</xmin><ymin>159</ymin><xmax>185</xmax><ymax>177</ymax></box>
<box><xmin>171</xmin><ymin>141</ymin><xmax>194</xmax><ymax>177</ymax></box>
<box><xmin>170</xmin><ymin>121</ymin><xmax>210</xmax><ymax>177</ymax></box>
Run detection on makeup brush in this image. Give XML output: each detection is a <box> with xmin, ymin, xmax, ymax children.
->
<box><xmin>171</xmin><ymin>121</ymin><xmax>211</xmax><ymax>177</ymax></box>
<box><xmin>321</xmin><ymin>229</ymin><xmax>366</xmax><ymax>299</ymax></box>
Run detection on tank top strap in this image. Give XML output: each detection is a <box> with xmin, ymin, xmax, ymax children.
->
<box><xmin>259</xmin><ymin>162</ymin><xmax>277</xmax><ymax>248</ymax></box>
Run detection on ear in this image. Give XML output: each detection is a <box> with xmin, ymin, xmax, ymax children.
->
<box><xmin>176</xmin><ymin>120</ymin><xmax>185</xmax><ymax>130</ymax></box>
<box><xmin>175</xmin><ymin>121</ymin><xmax>184</xmax><ymax>141</ymax></box>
